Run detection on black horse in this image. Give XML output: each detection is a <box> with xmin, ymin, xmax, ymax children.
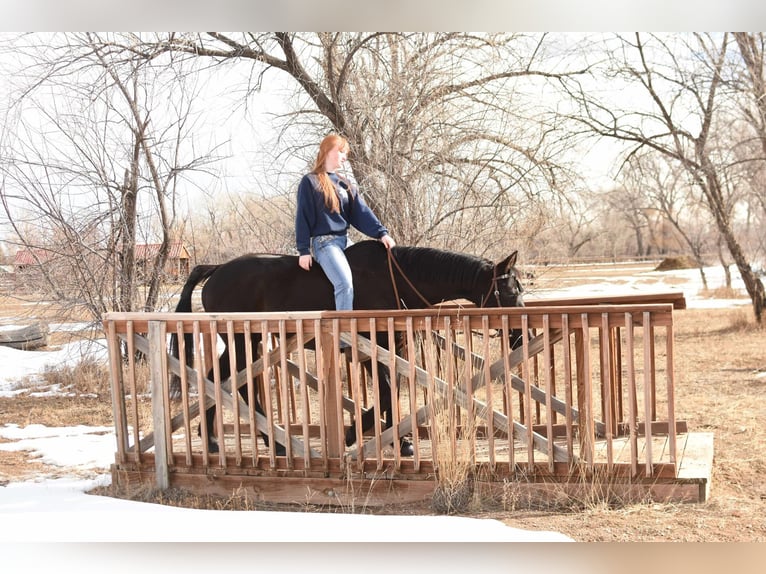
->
<box><xmin>169</xmin><ymin>240</ymin><xmax>527</xmax><ymax>456</ymax></box>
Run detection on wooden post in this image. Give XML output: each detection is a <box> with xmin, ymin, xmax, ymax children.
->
<box><xmin>105</xmin><ymin>320</ymin><xmax>128</xmax><ymax>464</ymax></box>
<box><xmin>148</xmin><ymin>320</ymin><xmax>170</xmax><ymax>490</ymax></box>
<box><xmin>320</xmin><ymin>330</ymin><xmax>342</xmax><ymax>458</ymax></box>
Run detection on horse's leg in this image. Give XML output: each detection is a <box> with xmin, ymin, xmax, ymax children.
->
<box><xmin>200</xmin><ymin>347</ymin><xmax>225</xmax><ymax>454</ymax></box>
<box><xmin>344</xmin><ymin>332</ymin><xmax>413</xmax><ymax>456</ymax></box>
<box><xmin>236</xmin><ymin>332</ymin><xmax>286</xmax><ymax>456</ymax></box>
<box><xmin>199</xmin><ymin>334</ymin><xmax>285</xmax><ymax>456</ymax></box>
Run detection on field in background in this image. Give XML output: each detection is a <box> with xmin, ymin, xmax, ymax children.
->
<box><xmin>0</xmin><ymin>261</ymin><xmax>764</xmax><ymax>541</ymax></box>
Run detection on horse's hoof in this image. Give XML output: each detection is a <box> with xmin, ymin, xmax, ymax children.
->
<box><xmin>169</xmin><ymin>380</ymin><xmax>182</xmax><ymax>402</ymax></box>
<box><xmin>400</xmin><ymin>440</ymin><xmax>414</xmax><ymax>457</ymax></box>
<box><xmin>344</xmin><ymin>426</ymin><xmax>356</xmax><ymax>447</ymax></box>
<box><xmin>207</xmin><ymin>440</ymin><xmax>219</xmax><ymax>454</ymax></box>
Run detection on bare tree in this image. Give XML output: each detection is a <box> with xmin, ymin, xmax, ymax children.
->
<box><xmin>732</xmin><ymin>33</ymin><xmax>766</xmax><ymax>268</ymax></box>
<box><xmin>0</xmin><ymin>33</ymin><xmax>223</xmax><ymax>321</ymax></box>
<box><xmin>112</xmin><ymin>32</ymin><xmax>589</xmax><ymax>260</ymax></box>
<box><xmin>619</xmin><ymin>152</ymin><xmax>721</xmax><ymax>288</ymax></box>
<box><xmin>564</xmin><ymin>33</ymin><xmax>766</xmax><ymax>322</ymax></box>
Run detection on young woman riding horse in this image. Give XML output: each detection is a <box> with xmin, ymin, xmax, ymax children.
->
<box><xmin>296</xmin><ymin>133</ymin><xmax>395</xmax><ymax>313</ymax></box>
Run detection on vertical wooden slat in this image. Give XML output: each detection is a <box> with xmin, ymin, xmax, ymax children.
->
<box><xmin>243</xmin><ymin>320</ymin><xmax>259</xmax><ymax>465</ymax></box>
<box><xmin>296</xmin><ymin>319</ymin><xmax>312</xmax><ymax>465</ymax></box>
<box><xmin>597</xmin><ymin>319</ymin><xmax>606</xmax><ymax>428</ymax></box>
<box><xmin>423</xmin><ymin>316</ymin><xmax>437</xmax><ymax>469</ymax></box>
<box><xmin>521</xmin><ymin>314</ymin><xmax>534</xmax><ymax>469</ymax></box>
<box><xmin>578</xmin><ymin>313</ymin><xmax>594</xmax><ymax>469</ymax></box>
<box><xmin>331</xmin><ymin>319</ymin><xmax>345</xmax><ymax>458</ymax></box>
<box><xmin>126</xmin><ymin>322</ymin><xmax>141</xmax><ymax>462</ymax></box>
<box><xmin>613</xmin><ymin>327</ymin><xmax>624</xmax><ymax>424</ymax></box>
<box><xmin>315</xmin><ymin>319</ymin><xmax>329</xmax><ymax>470</ymax></box>
<box><xmin>500</xmin><ymin>314</ymin><xmax>514</xmax><ymax>473</ymax></box>
<box><xmin>226</xmin><ymin>320</ymin><xmax>242</xmax><ymax>466</ymax></box>
<box><xmin>406</xmin><ymin>317</ymin><xmax>420</xmax><ymax>471</ymax></box>
<box><xmin>386</xmin><ymin>317</ymin><xmax>401</xmax><ymax>468</ymax></box>
<box><xmin>278</xmin><ymin>319</ymin><xmax>293</xmax><ymax>468</ymax></box>
<box><xmin>533</xmin><ymin>328</ymin><xmax>541</xmax><ymax>425</ymax></box>
<box><xmin>601</xmin><ymin>313</ymin><xmax>614</xmax><ymax>472</ymax></box>
<box><xmin>162</xmin><ymin>335</ymin><xmax>174</xmax><ymax>468</ymax></box>
<box><xmin>548</xmin><ymin>327</ymin><xmax>557</xmax><ymax>426</ymax></box>
<box><xmin>649</xmin><ymin>322</ymin><xmax>657</xmax><ymax>421</ymax></box>
<box><xmin>272</xmin><ymin>334</ymin><xmax>283</xmax><ymax>426</ymax></box>
<box><xmin>285</xmin><ymin>332</ymin><xmax>298</xmax><ymax>423</ymax></box>
<box><xmin>543</xmin><ymin>314</ymin><xmax>554</xmax><ymax>473</ymax></box>
<box><xmin>194</xmin><ymin>320</ymin><xmax>210</xmax><ymax>466</ymax></box>
<box><xmin>319</xmin><ymin>322</ymin><xmax>341</xmax><ymax>459</ymax></box>
<box><xmin>443</xmin><ymin>317</ymin><xmax>457</xmax><ymax>466</ymax></box>
<box><xmin>106</xmin><ymin>321</ymin><xmax>128</xmax><ymax>464</ymax></box>
<box><xmin>369</xmin><ymin>317</ymin><xmax>384</xmax><ymax>469</ymax></box>
<box><xmin>624</xmin><ymin>312</ymin><xmax>639</xmax><ymax>477</ymax></box>
<box><xmin>209</xmin><ymin>320</ymin><xmax>226</xmax><ymax>467</ymax></box>
<box><xmin>561</xmin><ymin>314</ymin><xmax>574</xmax><ymax>468</ymax></box>
<box><xmin>176</xmin><ymin>321</ymin><xmax>192</xmax><ymax>467</ymax></box>
<box><xmin>666</xmin><ymin>320</ymin><xmax>678</xmax><ymax>468</ymax></box>
<box><xmin>261</xmin><ymin>321</ymin><xmax>276</xmax><ymax>467</ymax></box>
<box><xmin>643</xmin><ymin>311</ymin><xmax>653</xmax><ymax>476</ymax></box>
<box><xmin>148</xmin><ymin>321</ymin><xmax>169</xmax><ymax>490</ymax></box>
<box><xmin>462</xmin><ymin>316</ymin><xmax>475</xmax><ymax>458</ymax></box>
<box><xmin>482</xmin><ymin>315</ymin><xmax>494</xmax><ymax>468</ymax></box>
<box><xmin>417</xmin><ymin>330</ymin><xmax>428</xmax><ymax>410</ymax></box>
<box><xmin>349</xmin><ymin>318</ymin><xmax>365</xmax><ymax>470</ymax></box>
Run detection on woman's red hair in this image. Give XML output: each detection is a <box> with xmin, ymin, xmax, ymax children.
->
<box><xmin>312</xmin><ymin>134</ymin><xmax>349</xmax><ymax>213</ymax></box>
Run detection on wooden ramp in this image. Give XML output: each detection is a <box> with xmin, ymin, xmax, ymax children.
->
<box><xmin>104</xmin><ymin>293</ymin><xmax>714</xmax><ymax>507</ymax></box>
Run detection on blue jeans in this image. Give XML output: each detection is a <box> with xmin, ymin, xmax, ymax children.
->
<box><xmin>311</xmin><ymin>234</ymin><xmax>354</xmax><ymax>311</ymax></box>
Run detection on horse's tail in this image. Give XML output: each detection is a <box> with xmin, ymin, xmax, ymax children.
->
<box><xmin>173</xmin><ymin>264</ymin><xmax>219</xmax><ymax>312</ymax></box>
<box><xmin>169</xmin><ymin>264</ymin><xmax>220</xmax><ymax>398</ymax></box>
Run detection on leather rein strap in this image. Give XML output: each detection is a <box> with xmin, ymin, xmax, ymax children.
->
<box><xmin>385</xmin><ymin>248</ymin><xmax>510</xmax><ymax>310</ymax></box>
<box><xmin>386</xmin><ymin>248</ymin><xmax>434</xmax><ymax>310</ymax></box>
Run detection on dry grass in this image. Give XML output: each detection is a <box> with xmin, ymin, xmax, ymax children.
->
<box><xmin>38</xmin><ymin>358</ymin><xmax>113</xmax><ymax>397</ymax></box>
<box><xmin>429</xmin><ymin>406</ymin><xmax>476</xmax><ymax>514</ymax></box>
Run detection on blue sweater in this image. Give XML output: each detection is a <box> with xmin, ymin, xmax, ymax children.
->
<box><xmin>295</xmin><ymin>172</ymin><xmax>389</xmax><ymax>256</ymax></box>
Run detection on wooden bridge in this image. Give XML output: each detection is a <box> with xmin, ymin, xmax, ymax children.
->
<box><xmin>103</xmin><ymin>291</ymin><xmax>713</xmax><ymax>506</ymax></box>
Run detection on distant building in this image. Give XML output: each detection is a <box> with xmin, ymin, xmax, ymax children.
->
<box><xmin>12</xmin><ymin>242</ymin><xmax>191</xmax><ymax>281</ymax></box>
<box><xmin>135</xmin><ymin>241</ymin><xmax>191</xmax><ymax>281</ymax></box>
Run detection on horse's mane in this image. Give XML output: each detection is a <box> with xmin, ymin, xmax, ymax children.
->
<box><xmin>390</xmin><ymin>245</ymin><xmax>491</xmax><ymax>287</ymax></box>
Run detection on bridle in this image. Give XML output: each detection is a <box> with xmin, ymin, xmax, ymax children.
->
<box><xmin>480</xmin><ymin>267</ymin><xmax>513</xmax><ymax>308</ymax></box>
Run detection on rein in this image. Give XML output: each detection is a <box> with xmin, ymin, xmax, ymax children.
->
<box><xmin>386</xmin><ymin>248</ymin><xmax>434</xmax><ymax>309</ymax></box>
<box><xmin>385</xmin><ymin>248</ymin><xmax>511</xmax><ymax>310</ymax></box>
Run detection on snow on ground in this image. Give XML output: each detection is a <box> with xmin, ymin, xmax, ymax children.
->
<box><xmin>0</xmin><ymin>263</ymin><xmax>756</xmax><ymax>545</ymax></box>
<box><xmin>0</xmin><ymin>338</ymin><xmax>108</xmax><ymax>396</ymax></box>
<box><xmin>0</xmin><ymin>421</ymin><xmax>572</xmax><ymax>542</ymax></box>
<box><xmin>526</xmin><ymin>262</ymin><xmax>752</xmax><ymax>310</ymax></box>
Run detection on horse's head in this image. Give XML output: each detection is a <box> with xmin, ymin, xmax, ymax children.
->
<box><xmin>480</xmin><ymin>250</ymin><xmax>531</xmax><ymax>350</ymax></box>
<box><xmin>481</xmin><ymin>251</ymin><xmax>525</xmax><ymax>309</ymax></box>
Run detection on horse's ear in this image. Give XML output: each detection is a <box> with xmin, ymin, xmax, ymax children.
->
<box><xmin>496</xmin><ymin>251</ymin><xmax>518</xmax><ymax>274</ymax></box>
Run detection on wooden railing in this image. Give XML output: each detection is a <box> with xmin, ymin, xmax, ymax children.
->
<box><xmin>103</xmin><ymin>293</ymin><xmax>684</xmax><ymax>493</ymax></box>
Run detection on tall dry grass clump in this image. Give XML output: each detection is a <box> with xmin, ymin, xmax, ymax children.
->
<box><xmin>429</xmin><ymin>402</ymin><xmax>476</xmax><ymax>514</ymax></box>
<box><xmin>40</xmin><ymin>357</ymin><xmax>111</xmax><ymax>396</ymax></box>
<box><xmin>39</xmin><ymin>353</ymin><xmax>151</xmax><ymax>398</ymax></box>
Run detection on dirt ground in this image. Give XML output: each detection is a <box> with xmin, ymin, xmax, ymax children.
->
<box><xmin>1</xmin><ymin>271</ymin><xmax>765</xmax><ymax>542</ymax></box>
